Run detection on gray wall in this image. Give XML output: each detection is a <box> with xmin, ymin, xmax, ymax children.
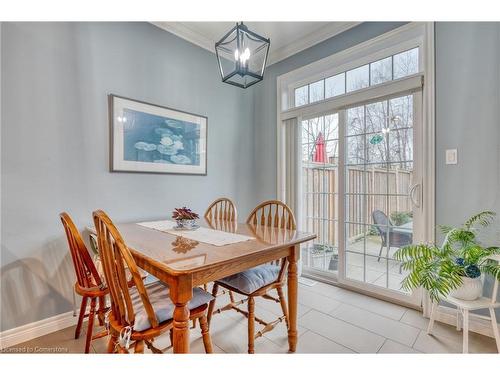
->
<box><xmin>435</xmin><ymin>22</ymin><xmax>500</xmax><ymax>308</ymax></box>
<box><xmin>435</xmin><ymin>22</ymin><xmax>500</xmax><ymax>237</ymax></box>
<box><xmin>0</xmin><ymin>22</ymin><xmax>255</xmax><ymax>331</ymax></box>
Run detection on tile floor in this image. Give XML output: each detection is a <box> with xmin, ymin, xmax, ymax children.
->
<box><xmin>6</xmin><ymin>280</ymin><xmax>499</xmax><ymax>354</ymax></box>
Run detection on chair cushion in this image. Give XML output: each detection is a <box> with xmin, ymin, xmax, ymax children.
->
<box><xmin>130</xmin><ymin>281</ymin><xmax>214</xmax><ymax>332</ymax></box>
<box><xmin>218</xmin><ymin>264</ymin><xmax>280</xmax><ymax>294</ymax></box>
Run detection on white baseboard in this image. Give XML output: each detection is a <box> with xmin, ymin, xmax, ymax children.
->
<box><xmin>0</xmin><ymin>311</ymin><xmax>78</xmax><ymax>349</ymax></box>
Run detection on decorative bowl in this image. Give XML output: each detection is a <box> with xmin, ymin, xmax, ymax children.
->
<box><xmin>175</xmin><ymin>219</ymin><xmax>197</xmax><ymax>229</ymax></box>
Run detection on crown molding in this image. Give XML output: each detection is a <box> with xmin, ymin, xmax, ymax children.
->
<box><xmin>151</xmin><ymin>22</ymin><xmax>214</xmax><ymax>54</ymax></box>
<box><xmin>151</xmin><ymin>22</ymin><xmax>361</xmax><ymax>66</ymax></box>
<box><xmin>267</xmin><ymin>22</ymin><xmax>361</xmax><ymax>65</ymax></box>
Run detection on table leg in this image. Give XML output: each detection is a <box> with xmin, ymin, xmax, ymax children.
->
<box><xmin>287</xmin><ymin>245</ymin><xmax>299</xmax><ymax>353</ymax></box>
<box><xmin>171</xmin><ymin>276</ymin><xmax>193</xmax><ymax>354</ymax></box>
<box><xmin>172</xmin><ymin>303</ymin><xmax>190</xmax><ymax>353</ymax></box>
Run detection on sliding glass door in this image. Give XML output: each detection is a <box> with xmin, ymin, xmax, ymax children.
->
<box><xmin>339</xmin><ymin>92</ymin><xmax>422</xmax><ymax>306</ymax></box>
<box><xmin>300</xmin><ymin>92</ymin><xmax>423</xmax><ymax>306</ymax></box>
<box><xmin>300</xmin><ymin>113</ymin><xmax>340</xmax><ymax>275</ymax></box>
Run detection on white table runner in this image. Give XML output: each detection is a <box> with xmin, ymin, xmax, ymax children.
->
<box><xmin>137</xmin><ymin>220</ymin><xmax>254</xmax><ymax>247</ymax></box>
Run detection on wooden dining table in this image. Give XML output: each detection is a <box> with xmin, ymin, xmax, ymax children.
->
<box><xmin>89</xmin><ymin>217</ymin><xmax>315</xmax><ymax>353</ymax></box>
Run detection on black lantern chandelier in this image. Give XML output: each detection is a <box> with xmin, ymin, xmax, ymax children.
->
<box><xmin>215</xmin><ymin>22</ymin><xmax>270</xmax><ymax>89</ymax></box>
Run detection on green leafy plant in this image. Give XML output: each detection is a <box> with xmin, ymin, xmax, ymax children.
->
<box><xmin>311</xmin><ymin>244</ymin><xmax>335</xmax><ymax>254</ymax></box>
<box><xmin>390</xmin><ymin>211</ymin><xmax>413</xmax><ymax>226</ymax></box>
<box><xmin>394</xmin><ymin>211</ymin><xmax>500</xmax><ymax>302</ymax></box>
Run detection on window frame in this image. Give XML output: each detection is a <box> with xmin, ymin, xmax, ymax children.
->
<box><xmin>288</xmin><ymin>43</ymin><xmax>422</xmax><ymax>109</ymax></box>
<box><xmin>280</xmin><ymin>24</ymin><xmax>426</xmax><ymax>111</ymax></box>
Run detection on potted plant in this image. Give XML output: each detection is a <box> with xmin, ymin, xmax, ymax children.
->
<box><xmin>310</xmin><ymin>244</ymin><xmax>335</xmax><ymax>270</ymax></box>
<box><xmin>172</xmin><ymin>207</ymin><xmax>199</xmax><ymax>229</ymax></box>
<box><xmin>394</xmin><ymin>211</ymin><xmax>500</xmax><ymax>301</ymax></box>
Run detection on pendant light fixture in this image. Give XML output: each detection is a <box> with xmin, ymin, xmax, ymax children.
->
<box><xmin>215</xmin><ymin>22</ymin><xmax>270</xmax><ymax>89</ymax></box>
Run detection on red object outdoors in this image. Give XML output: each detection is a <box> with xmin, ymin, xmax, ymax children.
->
<box><xmin>313</xmin><ymin>132</ymin><xmax>327</xmax><ymax>163</ymax></box>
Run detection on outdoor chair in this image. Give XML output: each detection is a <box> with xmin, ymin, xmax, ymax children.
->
<box><xmin>372</xmin><ymin>210</ymin><xmax>412</xmax><ymax>273</ymax></box>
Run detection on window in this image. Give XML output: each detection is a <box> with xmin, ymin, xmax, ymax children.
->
<box><xmin>346</xmin><ymin>64</ymin><xmax>369</xmax><ymax>92</ymax></box>
<box><xmin>325</xmin><ymin>73</ymin><xmax>345</xmax><ymax>99</ymax></box>
<box><xmin>295</xmin><ymin>85</ymin><xmax>308</xmax><ymax>107</ymax></box>
<box><xmin>309</xmin><ymin>80</ymin><xmax>324</xmax><ymax>103</ymax></box>
<box><xmin>370</xmin><ymin>56</ymin><xmax>392</xmax><ymax>85</ymax></box>
<box><xmin>291</xmin><ymin>47</ymin><xmax>419</xmax><ymax>108</ymax></box>
<box><xmin>393</xmin><ymin>48</ymin><xmax>419</xmax><ymax>79</ymax></box>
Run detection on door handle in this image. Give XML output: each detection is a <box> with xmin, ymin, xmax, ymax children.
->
<box><xmin>409</xmin><ymin>183</ymin><xmax>421</xmax><ymax>208</ymax></box>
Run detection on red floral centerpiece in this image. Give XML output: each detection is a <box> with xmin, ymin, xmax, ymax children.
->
<box><xmin>172</xmin><ymin>207</ymin><xmax>199</xmax><ymax>229</ymax></box>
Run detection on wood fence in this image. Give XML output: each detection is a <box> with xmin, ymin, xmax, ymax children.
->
<box><xmin>302</xmin><ymin>162</ymin><xmax>412</xmax><ymax>247</ymax></box>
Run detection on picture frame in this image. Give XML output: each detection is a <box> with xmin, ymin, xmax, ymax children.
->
<box><xmin>109</xmin><ymin>94</ymin><xmax>207</xmax><ymax>175</ymax></box>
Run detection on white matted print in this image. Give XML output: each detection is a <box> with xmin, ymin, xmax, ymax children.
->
<box><xmin>109</xmin><ymin>95</ymin><xmax>207</xmax><ymax>175</ymax></box>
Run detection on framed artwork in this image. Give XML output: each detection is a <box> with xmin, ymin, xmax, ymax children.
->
<box><xmin>109</xmin><ymin>95</ymin><xmax>207</xmax><ymax>175</ymax></box>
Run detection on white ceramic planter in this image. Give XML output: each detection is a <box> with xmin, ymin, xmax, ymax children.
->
<box><xmin>176</xmin><ymin>219</ymin><xmax>197</xmax><ymax>229</ymax></box>
<box><xmin>449</xmin><ymin>276</ymin><xmax>483</xmax><ymax>301</ymax></box>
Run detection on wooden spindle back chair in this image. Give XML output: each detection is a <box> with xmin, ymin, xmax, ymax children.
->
<box><xmin>247</xmin><ymin>200</ymin><xmax>296</xmax><ymax>269</ymax></box>
<box><xmin>208</xmin><ymin>200</ymin><xmax>296</xmax><ymax>353</ymax></box>
<box><xmin>92</xmin><ymin>210</ymin><xmax>213</xmax><ymax>353</ymax></box>
<box><xmin>60</xmin><ymin>212</ymin><xmax>109</xmax><ymax>353</ymax></box>
<box><xmin>247</xmin><ymin>200</ymin><xmax>296</xmax><ymax>231</ymax></box>
<box><xmin>204</xmin><ymin>197</ymin><xmax>237</xmax><ymax>223</ymax></box>
<box><xmin>203</xmin><ymin>198</ymin><xmax>238</xmax><ymax>296</ymax></box>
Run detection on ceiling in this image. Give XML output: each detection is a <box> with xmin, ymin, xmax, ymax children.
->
<box><xmin>152</xmin><ymin>22</ymin><xmax>360</xmax><ymax>65</ymax></box>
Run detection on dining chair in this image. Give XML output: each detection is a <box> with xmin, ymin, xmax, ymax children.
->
<box><xmin>427</xmin><ymin>255</ymin><xmax>500</xmax><ymax>353</ymax></box>
<box><xmin>203</xmin><ymin>197</ymin><xmax>238</xmax><ymax>295</ymax></box>
<box><xmin>92</xmin><ymin>209</ymin><xmax>214</xmax><ymax>354</ymax></box>
<box><xmin>60</xmin><ymin>212</ymin><xmax>109</xmax><ymax>353</ymax></box>
<box><xmin>89</xmin><ymin>231</ymin><xmax>150</xmax><ymax>283</ymax></box>
<box><xmin>69</xmin><ymin>233</ymin><xmax>99</xmax><ymax>318</ymax></box>
<box><xmin>207</xmin><ymin>200</ymin><xmax>295</xmax><ymax>353</ymax></box>
<box><xmin>204</xmin><ymin>197</ymin><xmax>238</xmax><ymax>223</ymax></box>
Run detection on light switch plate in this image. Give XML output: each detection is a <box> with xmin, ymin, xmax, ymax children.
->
<box><xmin>446</xmin><ymin>149</ymin><xmax>457</xmax><ymax>165</ymax></box>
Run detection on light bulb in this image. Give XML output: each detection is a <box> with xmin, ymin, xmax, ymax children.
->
<box><xmin>240</xmin><ymin>48</ymin><xmax>250</xmax><ymax>63</ymax></box>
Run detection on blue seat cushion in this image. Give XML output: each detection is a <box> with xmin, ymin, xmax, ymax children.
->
<box><xmin>218</xmin><ymin>264</ymin><xmax>280</xmax><ymax>294</ymax></box>
<box><xmin>130</xmin><ymin>281</ymin><xmax>213</xmax><ymax>332</ymax></box>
